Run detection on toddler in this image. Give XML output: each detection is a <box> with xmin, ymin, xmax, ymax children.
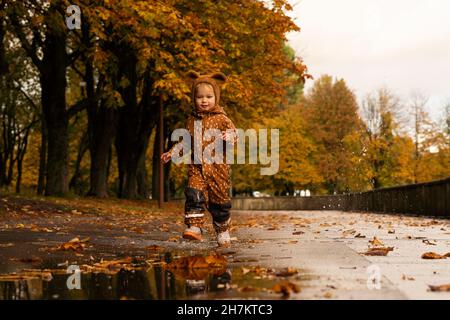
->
<box><xmin>161</xmin><ymin>70</ymin><xmax>237</xmax><ymax>246</ymax></box>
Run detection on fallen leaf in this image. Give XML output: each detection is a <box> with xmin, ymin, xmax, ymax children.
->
<box><xmin>241</xmin><ymin>267</ymin><xmax>251</xmax><ymax>275</ymax></box>
<box><xmin>355</xmin><ymin>233</ymin><xmax>366</xmax><ymax>238</ymax></box>
<box><xmin>428</xmin><ymin>284</ymin><xmax>450</xmax><ymax>292</ymax></box>
<box><xmin>271</xmin><ymin>281</ymin><xmax>300</xmax><ymax>297</ymax></box>
<box><xmin>342</xmin><ymin>229</ymin><xmax>356</xmax><ymax>237</ymax></box>
<box><xmin>422</xmin><ymin>239</ymin><xmax>437</xmax><ymax>246</ymax></box>
<box><xmin>323</xmin><ymin>292</ymin><xmax>333</xmax><ymax>299</ymax></box>
<box><xmin>363</xmin><ymin>247</ymin><xmax>394</xmax><ymax>256</ymax></box>
<box><xmin>320</xmin><ymin>223</ymin><xmax>332</xmax><ymax>227</ymax></box>
<box><xmin>167</xmin><ymin>254</ymin><xmax>227</xmax><ymax>270</ymax></box>
<box><xmin>56</xmin><ymin>237</ymin><xmax>90</xmax><ymax>252</ymax></box>
<box><xmin>94</xmin><ymin>257</ymin><xmax>132</xmax><ymax>268</ymax></box>
<box><xmin>369</xmin><ymin>236</ymin><xmax>384</xmax><ymax>247</ymax></box>
<box><xmin>275</xmin><ymin>267</ymin><xmax>298</xmax><ymax>277</ymax></box>
<box><xmin>421</xmin><ymin>252</ymin><xmax>447</xmax><ymax>259</ymax></box>
<box><xmin>167</xmin><ymin>236</ymin><xmax>179</xmax><ymax>242</ymax></box>
<box><xmin>239</xmin><ymin>266</ymin><xmax>274</xmax><ymax>279</ymax></box>
<box><xmin>166</xmin><ymin>254</ymin><xmax>227</xmax><ymax>280</ymax></box>
<box><xmin>405</xmin><ymin>235</ymin><xmax>427</xmax><ymax>240</ymax></box>
<box><xmin>0</xmin><ymin>243</ymin><xmax>14</xmax><ymax>248</ymax></box>
<box><xmin>401</xmin><ymin>274</ymin><xmax>415</xmax><ymax>281</ymax></box>
<box><xmin>238</xmin><ymin>286</ymin><xmax>259</xmax><ymax>292</ymax></box>
<box><xmin>292</xmin><ymin>231</ymin><xmax>304</xmax><ymax>235</ymax></box>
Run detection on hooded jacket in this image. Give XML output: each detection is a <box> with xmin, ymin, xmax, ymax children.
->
<box><xmin>170</xmin><ymin>71</ymin><xmax>237</xmax><ymax>162</ymax></box>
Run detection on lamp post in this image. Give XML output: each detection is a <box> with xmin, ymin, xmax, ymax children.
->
<box><xmin>158</xmin><ymin>94</ymin><xmax>164</xmax><ymax>208</ymax></box>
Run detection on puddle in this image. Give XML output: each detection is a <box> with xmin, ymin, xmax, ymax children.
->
<box><xmin>0</xmin><ymin>251</ymin><xmax>306</xmax><ymax>300</ymax></box>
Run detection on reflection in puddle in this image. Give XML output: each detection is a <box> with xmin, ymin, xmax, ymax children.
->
<box><xmin>0</xmin><ymin>252</ymin><xmax>302</xmax><ymax>300</ymax></box>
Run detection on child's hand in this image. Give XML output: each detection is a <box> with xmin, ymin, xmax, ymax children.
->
<box><xmin>161</xmin><ymin>151</ymin><xmax>172</xmax><ymax>163</ymax></box>
<box><xmin>222</xmin><ymin>131</ymin><xmax>238</xmax><ymax>143</ymax></box>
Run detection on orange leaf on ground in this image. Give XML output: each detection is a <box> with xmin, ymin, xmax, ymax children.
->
<box><xmin>238</xmin><ymin>286</ymin><xmax>259</xmax><ymax>292</ymax></box>
<box><xmin>56</xmin><ymin>237</ymin><xmax>90</xmax><ymax>252</ymax></box>
<box><xmin>421</xmin><ymin>252</ymin><xmax>447</xmax><ymax>259</ymax></box>
<box><xmin>165</xmin><ymin>254</ymin><xmax>227</xmax><ymax>280</ymax></box>
<box><xmin>363</xmin><ymin>247</ymin><xmax>394</xmax><ymax>256</ymax></box>
<box><xmin>369</xmin><ymin>236</ymin><xmax>384</xmax><ymax>247</ymax></box>
<box><xmin>94</xmin><ymin>257</ymin><xmax>132</xmax><ymax>268</ymax></box>
<box><xmin>271</xmin><ymin>281</ymin><xmax>301</xmax><ymax>297</ymax></box>
<box><xmin>428</xmin><ymin>284</ymin><xmax>450</xmax><ymax>292</ymax></box>
<box><xmin>167</xmin><ymin>254</ymin><xmax>227</xmax><ymax>270</ymax></box>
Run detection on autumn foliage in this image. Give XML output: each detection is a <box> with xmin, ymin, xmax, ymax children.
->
<box><xmin>0</xmin><ymin>0</ymin><xmax>448</xmax><ymax>198</ymax></box>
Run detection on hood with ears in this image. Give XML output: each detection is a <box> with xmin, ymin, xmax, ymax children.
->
<box><xmin>184</xmin><ymin>70</ymin><xmax>228</xmax><ymax>118</ymax></box>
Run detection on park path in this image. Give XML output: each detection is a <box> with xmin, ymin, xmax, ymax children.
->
<box><xmin>232</xmin><ymin>210</ymin><xmax>450</xmax><ymax>299</ymax></box>
<box><xmin>0</xmin><ymin>196</ymin><xmax>449</xmax><ymax>299</ymax></box>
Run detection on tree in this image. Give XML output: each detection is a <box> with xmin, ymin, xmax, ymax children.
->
<box><xmin>7</xmin><ymin>0</ymin><xmax>88</xmax><ymax>196</ymax></box>
<box><xmin>303</xmin><ymin>75</ymin><xmax>365</xmax><ymax>194</ymax></box>
<box><xmin>407</xmin><ymin>92</ymin><xmax>441</xmax><ymax>183</ymax></box>
<box><xmin>0</xmin><ymin>6</ymin><xmax>39</xmax><ymax>192</ymax></box>
<box><xmin>361</xmin><ymin>89</ymin><xmax>414</xmax><ymax>188</ymax></box>
<box><xmin>267</xmin><ymin>104</ymin><xmax>322</xmax><ymax>194</ymax></box>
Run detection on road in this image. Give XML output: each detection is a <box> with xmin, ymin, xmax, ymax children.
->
<box><xmin>0</xmin><ymin>196</ymin><xmax>449</xmax><ymax>299</ymax></box>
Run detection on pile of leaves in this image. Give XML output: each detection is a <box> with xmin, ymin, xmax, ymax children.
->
<box><xmin>362</xmin><ymin>237</ymin><xmax>394</xmax><ymax>256</ymax></box>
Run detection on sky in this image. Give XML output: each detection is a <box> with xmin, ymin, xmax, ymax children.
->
<box><xmin>285</xmin><ymin>0</ymin><xmax>450</xmax><ymax>121</ymax></box>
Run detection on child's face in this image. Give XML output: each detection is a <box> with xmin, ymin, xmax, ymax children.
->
<box><xmin>195</xmin><ymin>83</ymin><xmax>215</xmax><ymax>112</ymax></box>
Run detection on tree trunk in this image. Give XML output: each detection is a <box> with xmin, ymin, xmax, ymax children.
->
<box><xmin>37</xmin><ymin>117</ymin><xmax>47</xmax><ymax>195</ymax></box>
<box><xmin>136</xmin><ymin>143</ymin><xmax>150</xmax><ymax>199</ymax></box>
<box><xmin>88</xmin><ymin>104</ymin><xmax>118</xmax><ymax>198</ymax></box>
<box><xmin>15</xmin><ymin>129</ymin><xmax>30</xmax><ymax>194</ymax></box>
<box><xmin>69</xmin><ymin>131</ymin><xmax>89</xmax><ymax>194</ymax></box>
<box><xmin>41</xmin><ymin>30</ymin><xmax>68</xmax><ymax>196</ymax></box>
<box><xmin>151</xmin><ymin>125</ymin><xmax>160</xmax><ymax>201</ymax></box>
<box><xmin>114</xmin><ymin>53</ymin><xmax>156</xmax><ymax>199</ymax></box>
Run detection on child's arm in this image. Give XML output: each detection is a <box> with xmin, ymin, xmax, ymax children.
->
<box><xmin>161</xmin><ymin>150</ymin><xmax>173</xmax><ymax>163</ymax></box>
<box><xmin>161</xmin><ymin>140</ymin><xmax>192</xmax><ymax>163</ymax></box>
<box><xmin>161</xmin><ymin>118</ymin><xmax>192</xmax><ymax>163</ymax></box>
<box><xmin>220</xmin><ymin>116</ymin><xmax>238</xmax><ymax>144</ymax></box>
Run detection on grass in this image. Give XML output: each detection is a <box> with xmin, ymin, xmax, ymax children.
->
<box><xmin>0</xmin><ymin>189</ymin><xmax>184</xmax><ymax>217</ymax></box>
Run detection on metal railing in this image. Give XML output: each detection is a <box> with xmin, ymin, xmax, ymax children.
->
<box><xmin>230</xmin><ymin>177</ymin><xmax>450</xmax><ymax>217</ymax></box>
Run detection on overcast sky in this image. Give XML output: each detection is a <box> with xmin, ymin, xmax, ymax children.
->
<box><xmin>286</xmin><ymin>0</ymin><xmax>450</xmax><ymax>121</ymax></box>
